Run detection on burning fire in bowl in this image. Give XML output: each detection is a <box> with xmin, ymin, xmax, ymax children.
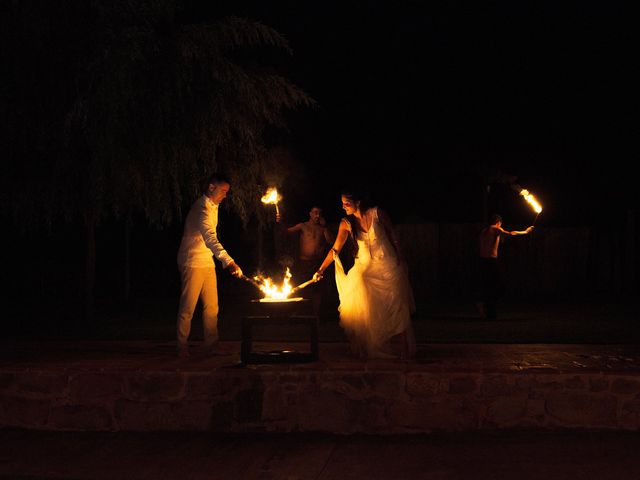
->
<box><xmin>241</xmin><ymin>267</ymin><xmax>314</xmax><ymax>302</ymax></box>
<box><xmin>240</xmin><ymin>267</ymin><xmax>315</xmax><ymax>316</ymax></box>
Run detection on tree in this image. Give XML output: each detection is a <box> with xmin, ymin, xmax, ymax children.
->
<box><xmin>2</xmin><ymin>0</ymin><xmax>315</xmax><ymax>320</ymax></box>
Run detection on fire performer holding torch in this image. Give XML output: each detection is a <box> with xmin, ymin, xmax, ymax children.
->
<box><xmin>477</xmin><ymin>213</ymin><xmax>534</xmax><ymax>320</ymax></box>
<box><xmin>176</xmin><ymin>174</ymin><xmax>243</xmax><ymax>358</ymax></box>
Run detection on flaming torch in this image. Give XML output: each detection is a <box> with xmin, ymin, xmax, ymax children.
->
<box><xmin>261</xmin><ymin>187</ymin><xmax>281</xmax><ymax>218</ymax></box>
<box><xmin>290</xmin><ymin>277</ymin><xmax>319</xmax><ymax>295</ymax></box>
<box><xmin>519</xmin><ymin>188</ymin><xmax>543</xmax><ymax>224</ymax></box>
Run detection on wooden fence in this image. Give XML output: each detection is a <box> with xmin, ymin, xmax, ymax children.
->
<box><xmin>397</xmin><ymin>211</ymin><xmax>639</xmax><ymax>303</ymax></box>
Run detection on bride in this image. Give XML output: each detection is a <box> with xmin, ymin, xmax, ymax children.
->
<box><xmin>314</xmin><ymin>191</ymin><xmax>416</xmax><ymax>360</ymax></box>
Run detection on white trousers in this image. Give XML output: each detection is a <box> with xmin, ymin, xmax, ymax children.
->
<box><xmin>177</xmin><ymin>266</ymin><xmax>219</xmax><ymax>347</ymax></box>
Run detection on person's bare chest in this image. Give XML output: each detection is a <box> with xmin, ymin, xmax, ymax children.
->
<box><xmin>301</xmin><ymin>223</ymin><xmax>324</xmax><ymax>239</ymax></box>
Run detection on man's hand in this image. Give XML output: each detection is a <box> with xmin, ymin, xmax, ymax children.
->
<box><xmin>227</xmin><ymin>262</ymin><xmax>243</xmax><ymax>278</ymax></box>
<box><xmin>526</xmin><ymin>226</ymin><xmax>535</xmax><ymax>233</ymax></box>
<box><xmin>313</xmin><ymin>270</ymin><xmax>323</xmax><ymax>282</ymax></box>
<box><xmin>275</xmin><ymin>213</ymin><xmax>281</xmax><ymax>223</ymax></box>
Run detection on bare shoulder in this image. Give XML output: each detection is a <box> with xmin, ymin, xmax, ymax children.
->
<box><xmin>339</xmin><ymin>218</ymin><xmax>351</xmax><ymax>231</ymax></box>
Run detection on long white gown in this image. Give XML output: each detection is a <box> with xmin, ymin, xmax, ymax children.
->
<box><xmin>334</xmin><ymin>207</ymin><xmax>416</xmax><ymax>358</ymax></box>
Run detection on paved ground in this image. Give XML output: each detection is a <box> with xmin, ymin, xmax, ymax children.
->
<box><xmin>2</xmin><ymin>428</ymin><xmax>640</xmax><ymax>479</ymax></box>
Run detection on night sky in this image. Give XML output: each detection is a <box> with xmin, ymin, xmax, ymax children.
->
<box><xmin>192</xmin><ymin>0</ymin><xmax>637</xmax><ymax>227</ymax></box>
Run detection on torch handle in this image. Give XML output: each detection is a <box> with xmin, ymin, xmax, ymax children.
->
<box><xmin>290</xmin><ymin>277</ymin><xmax>317</xmax><ymax>294</ymax></box>
<box><xmin>240</xmin><ymin>274</ymin><xmax>262</xmax><ymax>290</ymax></box>
<box><xmin>275</xmin><ymin>203</ymin><xmax>280</xmax><ymax>216</ymax></box>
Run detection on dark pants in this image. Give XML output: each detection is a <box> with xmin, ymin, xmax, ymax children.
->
<box><xmin>478</xmin><ymin>257</ymin><xmax>503</xmax><ymax>319</ymax></box>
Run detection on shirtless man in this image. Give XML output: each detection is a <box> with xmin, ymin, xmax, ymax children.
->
<box><xmin>477</xmin><ymin>214</ymin><xmax>534</xmax><ymax>319</ymax></box>
<box><xmin>277</xmin><ymin>206</ymin><xmax>333</xmax><ymax>316</ymax></box>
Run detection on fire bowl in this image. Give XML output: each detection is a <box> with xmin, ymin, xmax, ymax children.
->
<box><xmin>257</xmin><ymin>297</ymin><xmax>304</xmax><ymax>303</ymax></box>
<box><xmin>249</xmin><ymin>297</ymin><xmax>310</xmax><ymax>317</ymax></box>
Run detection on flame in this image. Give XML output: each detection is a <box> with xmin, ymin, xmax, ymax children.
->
<box><xmin>519</xmin><ymin>189</ymin><xmax>542</xmax><ymax>214</ymax></box>
<box><xmin>261</xmin><ymin>187</ymin><xmax>280</xmax><ymax>205</ymax></box>
<box><xmin>254</xmin><ymin>267</ymin><xmax>293</xmax><ymax>300</ymax></box>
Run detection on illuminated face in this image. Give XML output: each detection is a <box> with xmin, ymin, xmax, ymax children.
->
<box><xmin>309</xmin><ymin>207</ymin><xmax>322</xmax><ymax>223</ymax></box>
<box><xmin>208</xmin><ymin>182</ymin><xmax>230</xmax><ymax>205</ymax></box>
<box><xmin>341</xmin><ymin>196</ymin><xmax>359</xmax><ymax>215</ymax></box>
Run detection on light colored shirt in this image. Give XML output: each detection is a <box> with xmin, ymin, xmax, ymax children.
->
<box><xmin>177</xmin><ymin>195</ymin><xmax>234</xmax><ymax>268</ymax></box>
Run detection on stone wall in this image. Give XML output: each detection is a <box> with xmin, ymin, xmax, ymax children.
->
<box><xmin>2</xmin><ymin>368</ymin><xmax>640</xmax><ymax>433</ymax></box>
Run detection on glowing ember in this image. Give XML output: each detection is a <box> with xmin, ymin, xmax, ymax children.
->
<box><xmin>254</xmin><ymin>267</ymin><xmax>293</xmax><ymax>300</ymax></box>
<box><xmin>519</xmin><ymin>188</ymin><xmax>543</xmax><ymax>214</ymax></box>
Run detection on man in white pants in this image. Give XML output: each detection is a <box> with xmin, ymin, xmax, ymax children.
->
<box><xmin>176</xmin><ymin>174</ymin><xmax>243</xmax><ymax>358</ymax></box>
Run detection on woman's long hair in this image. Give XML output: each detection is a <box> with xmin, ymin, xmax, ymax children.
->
<box><xmin>341</xmin><ymin>189</ymin><xmax>372</xmax><ymax>258</ymax></box>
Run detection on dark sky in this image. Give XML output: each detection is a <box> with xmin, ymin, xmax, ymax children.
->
<box><xmin>192</xmin><ymin>0</ymin><xmax>637</xmax><ymax>227</ymax></box>
<box><xmin>5</xmin><ymin>1</ymin><xmax>635</xmax><ymax>228</ymax></box>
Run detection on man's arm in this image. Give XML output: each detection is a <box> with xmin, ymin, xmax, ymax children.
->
<box><xmin>198</xmin><ymin>203</ymin><xmax>233</xmax><ymax>268</ymax></box>
<box><xmin>499</xmin><ymin>226</ymin><xmax>535</xmax><ymax>236</ymax></box>
<box><xmin>275</xmin><ymin>213</ymin><xmax>303</xmax><ymax>234</ymax></box>
<box><xmin>287</xmin><ymin>223</ymin><xmax>303</xmax><ymax>234</ymax></box>
<box><xmin>197</xmin><ymin>201</ymin><xmax>242</xmax><ymax>276</ymax></box>
<box><xmin>314</xmin><ymin>219</ymin><xmax>351</xmax><ymax>280</ymax></box>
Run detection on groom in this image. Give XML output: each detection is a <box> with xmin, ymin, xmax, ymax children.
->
<box><xmin>175</xmin><ymin>174</ymin><xmax>243</xmax><ymax>358</ymax></box>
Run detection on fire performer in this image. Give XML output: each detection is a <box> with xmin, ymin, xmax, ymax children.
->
<box><xmin>276</xmin><ymin>205</ymin><xmax>334</xmax><ymax>317</ymax></box>
<box><xmin>175</xmin><ymin>174</ymin><xmax>243</xmax><ymax>358</ymax></box>
<box><xmin>313</xmin><ymin>190</ymin><xmax>416</xmax><ymax>360</ymax></box>
<box><xmin>477</xmin><ymin>213</ymin><xmax>534</xmax><ymax>320</ymax></box>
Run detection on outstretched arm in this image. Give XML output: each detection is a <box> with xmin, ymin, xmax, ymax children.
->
<box><xmin>275</xmin><ymin>213</ymin><xmax>303</xmax><ymax>234</ymax></box>
<box><xmin>500</xmin><ymin>225</ymin><xmax>534</xmax><ymax>236</ymax></box>
<box><xmin>314</xmin><ymin>219</ymin><xmax>350</xmax><ymax>280</ymax></box>
<box><xmin>286</xmin><ymin>223</ymin><xmax>303</xmax><ymax>234</ymax></box>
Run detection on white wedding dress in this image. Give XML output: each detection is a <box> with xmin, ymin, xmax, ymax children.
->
<box><xmin>334</xmin><ymin>207</ymin><xmax>416</xmax><ymax>358</ymax></box>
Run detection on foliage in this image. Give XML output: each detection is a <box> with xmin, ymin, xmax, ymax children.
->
<box><xmin>2</xmin><ymin>0</ymin><xmax>315</xmax><ymax>229</ymax></box>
